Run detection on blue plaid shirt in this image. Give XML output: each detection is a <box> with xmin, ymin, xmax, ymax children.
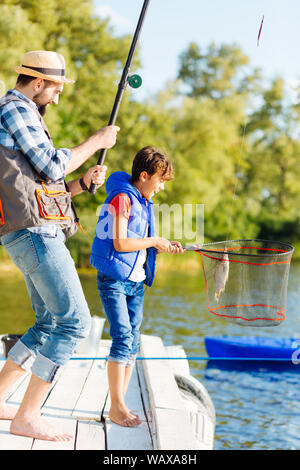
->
<box><xmin>0</xmin><ymin>89</ymin><xmax>72</xmax><ymax>236</ymax></box>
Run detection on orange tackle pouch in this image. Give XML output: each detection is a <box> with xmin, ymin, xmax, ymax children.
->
<box><xmin>35</xmin><ymin>182</ymin><xmax>72</xmax><ymax>221</ymax></box>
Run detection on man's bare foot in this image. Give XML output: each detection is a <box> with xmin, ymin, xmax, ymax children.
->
<box><xmin>0</xmin><ymin>402</ymin><xmax>17</xmax><ymax>420</ymax></box>
<box><xmin>10</xmin><ymin>414</ymin><xmax>73</xmax><ymax>441</ymax></box>
<box><xmin>109</xmin><ymin>404</ymin><xmax>141</xmax><ymax>427</ymax></box>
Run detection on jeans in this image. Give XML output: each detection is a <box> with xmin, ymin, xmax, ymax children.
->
<box><xmin>97</xmin><ymin>272</ymin><xmax>144</xmax><ymax>366</ymax></box>
<box><xmin>1</xmin><ymin>228</ymin><xmax>91</xmax><ymax>382</ymax></box>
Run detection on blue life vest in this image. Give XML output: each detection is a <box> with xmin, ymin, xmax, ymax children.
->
<box><xmin>90</xmin><ymin>171</ymin><xmax>157</xmax><ymax>286</ymax></box>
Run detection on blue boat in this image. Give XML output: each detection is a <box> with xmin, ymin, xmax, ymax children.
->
<box><xmin>204</xmin><ymin>336</ymin><xmax>300</xmax><ymax>361</ymax></box>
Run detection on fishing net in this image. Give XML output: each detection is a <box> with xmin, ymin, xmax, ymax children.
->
<box><xmin>195</xmin><ymin>239</ymin><xmax>294</xmax><ymax>327</ymax></box>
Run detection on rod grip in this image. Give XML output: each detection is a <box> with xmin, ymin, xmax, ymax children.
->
<box><xmin>88</xmin><ymin>149</ymin><xmax>107</xmax><ymax>194</ymax></box>
<box><xmin>89</xmin><ymin>182</ymin><xmax>97</xmax><ymax>195</ymax></box>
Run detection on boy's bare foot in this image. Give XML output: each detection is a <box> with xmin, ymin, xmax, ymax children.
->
<box><xmin>10</xmin><ymin>414</ymin><xmax>73</xmax><ymax>441</ymax></box>
<box><xmin>109</xmin><ymin>404</ymin><xmax>141</xmax><ymax>427</ymax></box>
<box><xmin>129</xmin><ymin>409</ymin><xmax>140</xmax><ymax>419</ymax></box>
<box><xmin>109</xmin><ymin>414</ymin><xmax>142</xmax><ymax>427</ymax></box>
<box><xmin>122</xmin><ymin>404</ymin><xmax>139</xmax><ymax>419</ymax></box>
<box><xmin>0</xmin><ymin>402</ymin><xmax>17</xmax><ymax>420</ymax></box>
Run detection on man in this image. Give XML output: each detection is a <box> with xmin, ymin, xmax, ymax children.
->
<box><xmin>0</xmin><ymin>50</ymin><xmax>119</xmax><ymax>441</ymax></box>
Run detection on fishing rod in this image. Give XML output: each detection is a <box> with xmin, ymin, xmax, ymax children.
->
<box><xmin>89</xmin><ymin>0</ymin><xmax>151</xmax><ymax>195</ymax></box>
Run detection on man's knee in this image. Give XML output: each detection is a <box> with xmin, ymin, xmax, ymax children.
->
<box><xmin>77</xmin><ymin>309</ymin><xmax>92</xmax><ymax>340</ymax></box>
<box><xmin>57</xmin><ymin>306</ymin><xmax>92</xmax><ymax>341</ymax></box>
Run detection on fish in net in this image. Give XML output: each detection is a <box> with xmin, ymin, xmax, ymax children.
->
<box><xmin>185</xmin><ymin>239</ymin><xmax>294</xmax><ymax>327</ymax></box>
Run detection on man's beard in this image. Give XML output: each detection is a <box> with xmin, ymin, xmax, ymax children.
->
<box><xmin>32</xmin><ymin>93</ymin><xmax>47</xmax><ymax>116</ymax></box>
<box><xmin>37</xmin><ymin>104</ymin><xmax>47</xmax><ymax>116</ymax></box>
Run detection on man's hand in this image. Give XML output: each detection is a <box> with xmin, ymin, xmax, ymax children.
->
<box><xmin>83</xmin><ymin>165</ymin><xmax>107</xmax><ymax>190</ymax></box>
<box><xmin>96</xmin><ymin>125</ymin><xmax>120</xmax><ymax>149</ymax></box>
<box><xmin>66</xmin><ymin>125</ymin><xmax>120</xmax><ymax>175</ymax></box>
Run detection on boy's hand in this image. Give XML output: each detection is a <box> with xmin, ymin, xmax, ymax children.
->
<box><xmin>170</xmin><ymin>241</ymin><xmax>185</xmax><ymax>254</ymax></box>
<box><xmin>153</xmin><ymin>237</ymin><xmax>173</xmax><ymax>253</ymax></box>
<box><xmin>153</xmin><ymin>238</ymin><xmax>185</xmax><ymax>254</ymax></box>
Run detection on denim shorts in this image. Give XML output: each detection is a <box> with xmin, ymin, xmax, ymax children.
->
<box><xmin>1</xmin><ymin>228</ymin><xmax>91</xmax><ymax>382</ymax></box>
<box><xmin>97</xmin><ymin>272</ymin><xmax>144</xmax><ymax>366</ymax></box>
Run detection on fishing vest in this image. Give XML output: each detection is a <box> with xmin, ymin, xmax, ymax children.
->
<box><xmin>0</xmin><ymin>94</ymin><xmax>78</xmax><ymax>239</ymax></box>
<box><xmin>90</xmin><ymin>171</ymin><xmax>157</xmax><ymax>287</ymax></box>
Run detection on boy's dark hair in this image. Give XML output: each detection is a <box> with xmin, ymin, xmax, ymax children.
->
<box><xmin>131</xmin><ymin>146</ymin><xmax>174</xmax><ymax>183</ymax></box>
<box><xmin>16</xmin><ymin>74</ymin><xmax>54</xmax><ymax>88</ymax></box>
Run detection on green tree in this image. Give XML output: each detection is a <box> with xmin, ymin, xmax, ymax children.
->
<box><xmin>177</xmin><ymin>41</ymin><xmax>261</xmax><ymax>100</ymax></box>
<box><xmin>0</xmin><ymin>0</ymin><xmax>144</xmax><ymax>263</ymax></box>
<box><xmin>244</xmin><ymin>78</ymin><xmax>300</xmax><ymax>241</ymax></box>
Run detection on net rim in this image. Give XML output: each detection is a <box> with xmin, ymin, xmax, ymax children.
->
<box><xmin>197</xmin><ymin>238</ymin><xmax>294</xmax><ymax>258</ymax></box>
<box><xmin>208</xmin><ymin>304</ymin><xmax>286</xmax><ymax>323</ymax></box>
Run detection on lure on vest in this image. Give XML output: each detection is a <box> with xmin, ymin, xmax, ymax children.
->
<box><xmin>0</xmin><ymin>95</ymin><xmax>79</xmax><ymax>239</ymax></box>
<box><xmin>90</xmin><ymin>171</ymin><xmax>157</xmax><ymax>287</ymax></box>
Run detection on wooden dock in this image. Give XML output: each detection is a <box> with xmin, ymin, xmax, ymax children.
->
<box><xmin>0</xmin><ymin>334</ymin><xmax>214</xmax><ymax>451</ymax></box>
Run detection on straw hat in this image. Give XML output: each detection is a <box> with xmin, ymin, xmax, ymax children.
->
<box><xmin>15</xmin><ymin>51</ymin><xmax>75</xmax><ymax>84</ymax></box>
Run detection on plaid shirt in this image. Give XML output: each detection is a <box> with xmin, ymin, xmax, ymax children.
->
<box><xmin>0</xmin><ymin>89</ymin><xmax>71</xmax><ymax>181</ymax></box>
<box><xmin>0</xmin><ymin>89</ymin><xmax>71</xmax><ymax>236</ymax></box>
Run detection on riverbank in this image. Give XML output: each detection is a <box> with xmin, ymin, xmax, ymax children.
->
<box><xmin>0</xmin><ymin>250</ymin><xmax>202</xmax><ymax>276</ymax></box>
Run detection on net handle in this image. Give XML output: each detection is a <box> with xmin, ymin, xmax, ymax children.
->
<box><xmin>182</xmin><ymin>241</ymin><xmax>294</xmax><ymax>259</ymax></box>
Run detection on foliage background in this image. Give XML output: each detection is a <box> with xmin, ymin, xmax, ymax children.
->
<box><xmin>0</xmin><ymin>0</ymin><xmax>299</xmax><ymax>265</ymax></box>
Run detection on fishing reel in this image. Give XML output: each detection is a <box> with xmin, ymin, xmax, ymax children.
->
<box><xmin>128</xmin><ymin>74</ymin><xmax>142</xmax><ymax>88</ymax></box>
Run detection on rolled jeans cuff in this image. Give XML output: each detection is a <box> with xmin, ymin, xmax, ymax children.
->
<box><xmin>8</xmin><ymin>340</ymin><xmax>62</xmax><ymax>383</ymax></box>
<box><xmin>108</xmin><ymin>354</ymin><xmax>137</xmax><ymax>367</ymax></box>
<box><xmin>8</xmin><ymin>339</ymin><xmax>36</xmax><ymax>371</ymax></box>
<box><xmin>31</xmin><ymin>352</ymin><xmax>62</xmax><ymax>383</ymax></box>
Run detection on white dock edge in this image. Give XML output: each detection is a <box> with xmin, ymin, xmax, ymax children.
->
<box><xmin>140</xmin><ymin>334</ymin><xmax>201</xmax><ymax>450</ymax></box>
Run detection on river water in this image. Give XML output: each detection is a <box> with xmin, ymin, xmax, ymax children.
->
<box><xmin>1</xmin><ymin>258</ymin><xmax>300</xmax><ymax>450</ymax></box>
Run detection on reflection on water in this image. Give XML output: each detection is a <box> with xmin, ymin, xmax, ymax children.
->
<box><xmin>140</xmin><ymin>262</ymin><xmax>300</xmax><ymax>450</ymax></box>
<box><xmin>1</xmin><ymin>260</ymin><xmax>300</xmax><ymax>450</ymax></box>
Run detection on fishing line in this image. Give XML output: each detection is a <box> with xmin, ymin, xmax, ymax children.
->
<box><xmin>0</xmin><ymin>356</ymin><xmax>297</xmax><ymax>362</ymax></box>
<box><xmin>226</xmin><ymin>122</ymin><xmax>248</xmax><ymax>242</ymax></box>
<box><xmin>226</xmin><ymin>15</ymin><xmax>265</xmax><ymax>240</ymax></box>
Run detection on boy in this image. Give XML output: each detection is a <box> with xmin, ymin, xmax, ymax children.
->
<box><xmin>90</xmin><ymin>146</ymin><xmax>184</xmax><ymax>427</ymax></box>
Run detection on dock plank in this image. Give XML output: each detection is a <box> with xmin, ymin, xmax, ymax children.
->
<box><xmin>40</xmin><ymin>359</ymin><xmax>94</xmax><ymax>418</ymax></box>
<box><xmin>140</xmin><ymin>335</ymin><xmax>186</xmax><ymax>411</ymax></box>
<box><xmin>31</xmin><ymin>415</ymin><xmax>77</xmax><ymax>450</ymax></box>
<box><xmin>30</xmin><ymin>358</ymin><xmax>95</xmax><ymax>450</ymax></box>
<box><xmin>140</xmin><ymin>334</ymin><xmax>200</xmax><ymax>450</ymax></box>
<box><xmin>0</xmin><ymin>370</ymin><xmax>34</xmax><ymax>450</ymax></box>
<box><xmin>0</xmin><ymin>420</ymin><xmax>33</xmax><ymax>450</ymax></box>
<box><xmin>31</xmin><ymin>342</ymin><xmax>110</xmax><ymax>450</ymax></box>
<box><xmin>72</xmin><ymin>347</ymin><xmax>109</xmax><ymax>420</ymax></box>
<box><xmin>155</xmin><ymin>408</ymin><xmax>202</xmax><ymax>450</ymax></box>
<box><xmin>136</xmin><ymin>359</ymin><xmax>153</xmax><ymax>427</ymax></box>
<box><xmin>104</xmin><ymin>365</ymin><xmax>152</xmax><ymax>450</ymax></box>
<box><xmin>76</xmin><ymin>420</ymin><xmax>105</xmax><ymax>450</ymax></box>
